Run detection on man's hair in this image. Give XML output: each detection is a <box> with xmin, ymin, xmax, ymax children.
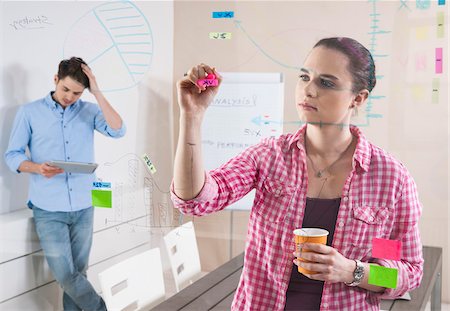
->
<box><xmin>314</xmin><ymin>37</ymin><xmax>376</xmax><ymax>93</ymax></box>
<box><xmin>57</xmin><ymin>57</ymin><xmax>90</xmax><ymax>88</ymax></box>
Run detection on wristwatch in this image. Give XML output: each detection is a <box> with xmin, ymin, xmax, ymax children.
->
<box><xmin>345</xmin><ymin>259</ymin><xmax>365</xmax><ymax>286</ymax></box>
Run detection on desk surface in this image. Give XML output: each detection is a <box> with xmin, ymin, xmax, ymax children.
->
<box><xmin>153</xmin><ymin>246</ymin><xmax>442</xmax><ymax>311</ymax></box>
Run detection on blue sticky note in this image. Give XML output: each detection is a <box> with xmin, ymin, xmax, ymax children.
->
<box><xmin>93</xmin><ymin>181</ymin><xmax>111</xmax><ymax>189</ymax></box>
<box><xmin>438</xmin><ymin>0</ymin><xmax>445</xmax><ymax>5</ymax></box>
<box><xmin>212</xmin><ymin>11</ymin><xmax>234</xmax><ymax>18</ymax></box>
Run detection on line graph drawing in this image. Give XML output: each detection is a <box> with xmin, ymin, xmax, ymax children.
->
<box><xmin>352</xmin><ymin>0</ymin><xmax>390</xmax><ymax>127</ymax></box>
<box><xmin>63</xmin><ymin>0</ymin><xmax>153</xmax><ymax>92</ymax></box>
<box><xmin>227</xmin><ymin>9</ymin><xmax>386</xmax><ymax>127</ymax></box>
<box><xmin>95</xmin><ymin>153</ymin><xmax>189</xmax><ymax>233</ymax></box>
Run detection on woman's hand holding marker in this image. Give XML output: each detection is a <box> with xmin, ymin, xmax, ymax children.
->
<box><xmin>177</xmin><ymin>63</ymin><xmax>222</xmax><ymax>115</ymax></box>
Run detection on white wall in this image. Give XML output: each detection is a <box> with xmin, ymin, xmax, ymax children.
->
<box><xmin>0</xmin><ymin>1</ymin><xmax>174</xmax><ymax>308</ymax></box>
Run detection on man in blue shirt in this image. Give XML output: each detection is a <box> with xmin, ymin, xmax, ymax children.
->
<box><xmin>5</xmin><ymin>57</ymin><xmax>126</xmax><ymax>311</ymax></box>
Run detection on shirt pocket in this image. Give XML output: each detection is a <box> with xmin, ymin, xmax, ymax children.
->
<box><xmin>254</xmin><ymin>178</ymin><xmax>296</xmax><ymax>223</ymax></box>
<box><xmin>350</xmin><ymin>205</ymin><xmax>390</xmax><ymax>247</ymax></box>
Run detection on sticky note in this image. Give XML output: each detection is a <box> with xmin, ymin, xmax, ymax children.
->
<box><xmin>209</xmin><ymin>32</ymin><xmax>232</xmax><ymax>40</ymax></box>
<box><xmin>93</xmin><ymin>181</ymin><xmax>111</xmax><ymax>189</ymax></box>
<box><xmin>435</xmin><ymin>48</ymin><xmax>443</xmax><ymax>74</ymax></box>
<box><xmin>415</xmin><ymin>26</ymin><xmax>428</xmax><ymax>40</ymax></box>
<box><xmin>412</xmin><ymin>85</ymin><xmax>425</xmax><ymax>101</ymax></box>
<box><xmin>372</xmin><ymin>238</ymin><xmax>402</xmax><ymax>260</ymax></box>
<box><xmin>369</xmin><ymin>265</ymin><xmax>398</xmax><ymax>288</ymax></box>
<box><xmin>92</xmin><ymin>190</ymin><xmax>112</xmax><ymax>208</ymax></box>
<box><xmin>212</xmin><ymin>11</ymin><xmax>234</xmax><ymax>18</ymax></box>
<box><xmin>142</xmin><ymin>153</ymin><xmax>157</xmax><ymax>174</ymax></box>
<box><xmin>416</xmin><ymin>0</ymin><xmax>431</xmax><ymax>9</ymax></box>
<box><xmin>437</xmin><ymin>12</ymin><xmax>445</xmax><ymax>38</ymax></box>
<box><xmin>432</xmin><ymin>78</ymin><xmax>440</xmax><ymax>104</ymax></box>
<box><xmin>415</xmin><ymin>53</ymin><xmax>426</xmax><ymax>71</ymax></box>
<box><xmin>438</xmin><ymin>0</ymin><xmax>445</xmax><ymax>5</ymax></box>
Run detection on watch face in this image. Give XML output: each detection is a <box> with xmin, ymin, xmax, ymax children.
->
<box><xmin>354</xmin><ymin>261</ymin><xmax>365</xmax><ymax>280</ymax></box>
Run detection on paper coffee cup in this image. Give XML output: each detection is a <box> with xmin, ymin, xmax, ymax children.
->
<box><xmin>293</xmin><ymin>228</ymin><xmax>329</xmax><ymax>274</ymax></box>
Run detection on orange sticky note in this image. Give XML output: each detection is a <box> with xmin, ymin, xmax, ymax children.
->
<box><xmin>372</xmin><ymin>238</ymin><xmax>402</xmax><ymax>260</ymax></box>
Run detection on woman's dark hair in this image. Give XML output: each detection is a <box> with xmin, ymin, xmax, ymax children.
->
<box><xmin>57</xmin><ymin>57</ymin><xmax>90</xmax><ymax>89</ymax></box>
<box><xmin>314</xmin><ymin>37</ymin><xmax>376</xmax><ymax>93</ymax></box>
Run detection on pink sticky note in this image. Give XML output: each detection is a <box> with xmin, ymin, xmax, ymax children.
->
<box><xmin>435</xmin><ymin>48</ymin><xmax>443</xmax><ymax>74</ymax></box>
<box><xmin>197</xmin><ymin>78</ymin><xmax>219</xmax><ymax>87</ymax></box>
<box><xmin>372</xmin><ymin>238</ymin><xmax>402</xmax><ymax>260</ymax></box>
<box><xmin>206</xmin><ymin>73</ymin><xmax>216</xmax><ymax>79</ymax></box>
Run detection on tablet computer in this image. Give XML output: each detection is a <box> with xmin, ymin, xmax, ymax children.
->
<box><xmin>48</xmin><ymin>161</ymin><xmax>98</xmax><ymax>174</ymax></box>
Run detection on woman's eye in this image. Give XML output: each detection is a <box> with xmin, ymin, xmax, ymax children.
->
<box><xmin>320</xmin><ymin>79</ymin><xmax>335</xmax><ymax>88</ymax></box>
<box><xmin>299</xmin><ymin>74</ymin><xmax>309</xmax><ymax>81</ymax></box>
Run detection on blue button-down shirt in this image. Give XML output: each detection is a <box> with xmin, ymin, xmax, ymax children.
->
<box><xmin>4</xmin><ymin>93</ymin><xmax>126</xmax><ymax>212</ymax></box>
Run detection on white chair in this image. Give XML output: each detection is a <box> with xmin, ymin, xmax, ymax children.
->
<box><xmin>163</xmin><ymin>221</ymin><xmax>202</xmax><ymax>292</ymax></box>
<box><xmin>98</xmin><ymin>248</ymin><xmax>165</xmax><ymax>311</ymax></box>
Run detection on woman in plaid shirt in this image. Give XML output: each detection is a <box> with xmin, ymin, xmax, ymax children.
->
<box><xmin>171</xmin><ymin>37</ymin><xmax>423</xmax><ymax>310</ymax></box>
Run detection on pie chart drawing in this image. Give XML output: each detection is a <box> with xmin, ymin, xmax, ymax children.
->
<box><xmin>63</xmin><ymin>1</ymin><xmax>153</xmax><ymax>92</ymax></box>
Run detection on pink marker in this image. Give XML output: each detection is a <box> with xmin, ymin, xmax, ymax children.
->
<box><xmin>197</xmin><ymin>73</ymin><xmax>218</xmax><ymax>87</ymax></box>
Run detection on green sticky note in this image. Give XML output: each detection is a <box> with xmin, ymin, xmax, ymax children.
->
<box><xmin>432</xmin><ymin>78</ymin><xmax>440</xmax><ymax>104</ymax></box>
<box><xmin>368</xmin><ymin>265</ymin><xmax>398</xmax><ymax>289</ymax></box>
<box><xmin>437</xmin><ymin>12</ymin><xmax>445</xmax><ymax>38</ymax></box>
<box><xmin>92</xmin><ymin>190</ymin><xmax>112</xmax><ymax>208</ymax></box>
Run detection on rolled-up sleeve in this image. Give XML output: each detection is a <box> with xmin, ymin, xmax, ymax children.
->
<box><xmin>4</xmin><ymin>107</ymin><xmax>31</xmax><ymax>173</ymax></box>
<box><xmin>94</xmin><ymin>109</ymin><xmax>126</xmax><ymax>138</ymax></box>
<box><xmin>170</xmin><ymin>141</ymin><xmax>262</xmax><ymax>217</ymax></box>
<box><xmin>374</xmin><ymin>170</ymin><xmax>424</xmax><ymax>299</ymax></box>
<box><xmin>171</xmin><ymin>173</ymin><xmax>220</xmax><ymax>216</ymax></box>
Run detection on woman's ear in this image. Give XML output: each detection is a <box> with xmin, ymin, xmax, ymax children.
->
<box><xmin>352</xmin><ymin>89</ymin><xmax>369</xmax><ymax>108</ymax></box>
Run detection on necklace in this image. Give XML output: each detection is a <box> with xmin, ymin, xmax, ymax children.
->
<box><xmin>306</xmin><ymin>136</ymin><xmax>354</xmax><ymax>178</ymax></box>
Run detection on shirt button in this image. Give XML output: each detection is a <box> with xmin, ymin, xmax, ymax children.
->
<box><xmin>69</xmin><ymin>188</ymin><xmax>72</xmax><ymax>191</ymax></box>
<box><xmin>66</xmin><ymin>141</ymin><xmax>69</xmax><ymax>144</ymax></box>
<box><xmin>343</xmin><ymin>196</ymin><xmax>349</xmax><ymax>201</ymax></box>
<box><xmin>69</xmin><ymin>173</ymin><xmax>72</xmax><ymax>175</ymax></box>
<box><xmin>339</xmin><ymin>222</ymin><xmax>345</xmax><ymax>227</ymax></box>
<box><xmin>67</xmin><ymin>157</ymin><xmax>70</xmax><ymax>160</ymax></box>
<box><xmin>322</xmin><ymin>303</ymin><xmax>328</xmax><ymax>308</ymax></box>
<box><xmin>369</xmin><ymin>216</ymin><xmax>374</xmax><ymax>222</ymax></box>
<box><xmin>64</xmin><ymin>125</ymin><xmax>66</xmax><ymax>128</ymax></box>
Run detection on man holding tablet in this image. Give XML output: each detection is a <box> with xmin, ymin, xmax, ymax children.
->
<box><xmin>4</xmin><ymin>57</ymin><xmax>126</xmax><ymax>311</ymax></box>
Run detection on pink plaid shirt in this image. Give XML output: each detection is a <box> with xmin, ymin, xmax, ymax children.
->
<box><xmin>171</xmin><ymin>125</ymin><xmax>423</xmax><ymax>311</ymax></box>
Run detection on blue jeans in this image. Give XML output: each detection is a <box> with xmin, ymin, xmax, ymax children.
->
<box><xmin>32</xmin><ymin>205</ymin><xmax>106</xmax><ymax>311</ymax></box>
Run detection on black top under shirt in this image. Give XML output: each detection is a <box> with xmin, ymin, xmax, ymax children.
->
<box><xmin>284</xmin><ymin>197</ymin><xmax>341</xmax><ymax>311</ymax></box>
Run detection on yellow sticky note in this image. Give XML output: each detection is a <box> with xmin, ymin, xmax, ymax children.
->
<box><xmin>142</xmin><ymin>153</ymin><xmax>157</xmax><ymax>174</ymax></box>
<box><xmin>412</xmin><ymin>85</ymin><xmax>425</xmax><ymax>101</ymax></box>
<box><xmin>437</xmin><ymin>12</ymin><xmax>445</xmax><ymax>38</ymax></box>
<box><xmin>209</xmin><ymin>32</ymin><xmax>232</xmax><ymax>40</ymax></box>
<box><xmin>415</xmin><ymin>26</ymin><xmax>428</xmax><ymax>40</ymax></box>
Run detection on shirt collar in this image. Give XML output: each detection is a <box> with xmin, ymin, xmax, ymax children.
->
<box><xmin>287</xmin><ymin>124</ymin><xmax>371</xmax><ymax>173</ymax></box>
<box><xmin>45</xmin><ymin>92</ymin><xmax>79</xmax><ymax>111</ymax></box>
<box><xmin>45</xmin><ymin>92</ymin><xmax>59</xmax><ymax>110</ymax></box>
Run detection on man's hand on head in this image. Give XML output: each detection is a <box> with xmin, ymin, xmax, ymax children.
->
<box><xmin>81</xmin><ymin>64</ymin><xmax>100</xmax><ymax>94</ymax></box>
